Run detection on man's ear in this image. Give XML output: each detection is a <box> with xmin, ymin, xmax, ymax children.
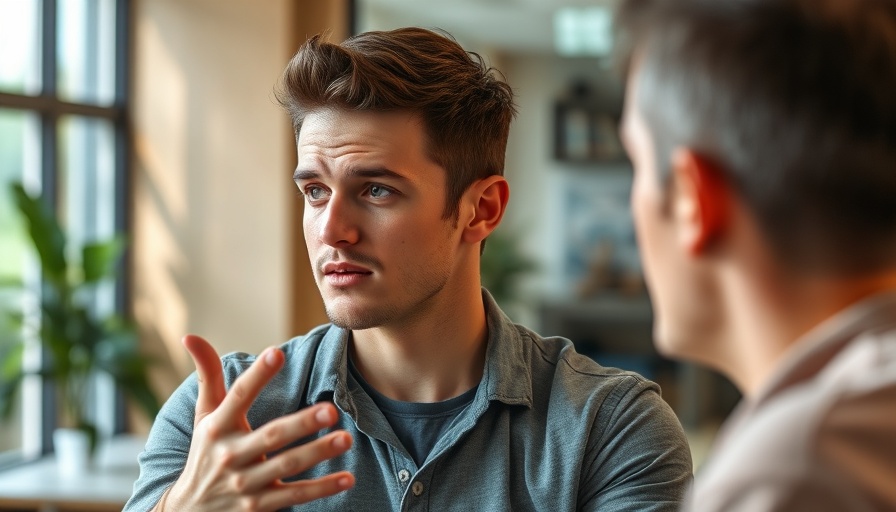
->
<box><xmin>670</xmin><ymin>148</ymin><xmax>731</xmax><ymax>255</ymax></box>
<box><xmin>461</xmin><ymin>175</ymin><xmax>510</xmax><ymax>245</ymax></box>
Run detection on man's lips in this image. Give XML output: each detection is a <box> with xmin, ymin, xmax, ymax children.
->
<box><xmin>322</xmin><ymin>262</ymin><xmax>373</xmax><ymax>275</ymax></box>
<box><xmin>321</xmin><ymin>262</ymin><xmax>373</xmax><ymax>288</ymax></box>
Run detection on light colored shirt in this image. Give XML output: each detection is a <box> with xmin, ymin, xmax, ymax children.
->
<box><xmin>687</xmin><ymin>291</ymin><xmax>896</xmax><ymax>511</ymax></box>
<box><xmin>126</xmin><ymin>290</ymin><xmax>692</xmax><ymax>511</ymax></box>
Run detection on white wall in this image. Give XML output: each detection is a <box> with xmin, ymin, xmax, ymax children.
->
<box><xmin>132</xmin><ymin>0</ymin><xmax>294</xmax><ymax>395</ymax></box>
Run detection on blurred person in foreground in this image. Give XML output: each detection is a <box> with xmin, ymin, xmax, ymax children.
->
<box><xmin>125</xmin><ymin>27</ymin><xmax>692</xmax><ymax>511</ymax></box>
<box><xmin>615</xmin><ymin>0</ymin><xmax>896</xmax><ymax>510</ymax></box>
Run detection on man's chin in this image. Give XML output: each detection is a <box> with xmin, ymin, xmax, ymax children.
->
<box><xmin>324</xmin><ymin>302</ymin><xmax>387</xmax><ymax>330</ymax></box>
<box><xmin>654</xmin><ymin>328</ymin><xmax>714</xmax><ymax>368</ymax></box>
<box><xmin>653</xmin><ymin>337</ymin><xmax>683</xmax><ymax>361</ymax></box>
<box><xmin>652</xmin><ymin>324</ymin><xmax>689</xmax><ymax>361</ymax></box>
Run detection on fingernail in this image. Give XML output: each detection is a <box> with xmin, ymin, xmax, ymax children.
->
<box><xmin>264</xmin><ymin>348</ymin><xmax>279</xmax><ymax>366</ymax></box>
<box><xmin>332</xmin><ymin>433</ymin><xmax>349</xmax><ymax>450</ymax></box>
<box><xmin>338</xmin><ymin>476</ymin><xmax>353</xmax><ymax>489</ymax></box>
<box><xmin>315</xmin><ymin>406</ymin><xmax>333</xmax><ymax>423</ymax></box>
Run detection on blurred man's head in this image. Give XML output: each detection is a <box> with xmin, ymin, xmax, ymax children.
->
<box><xmin>615</xmin><ymin>0</ymin><xmax>896</xmax><ymax>375</ymax></box>
<box><xmin>617</xmin><ymin>0</ymin><xmax>896</xmax><ymax>273</ymax></box>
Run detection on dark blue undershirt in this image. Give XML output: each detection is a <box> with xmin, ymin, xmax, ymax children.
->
<box><xmin>347</xmin><ymin>356</ymin><xmax>478</xmax><ymax>467</ymax></box>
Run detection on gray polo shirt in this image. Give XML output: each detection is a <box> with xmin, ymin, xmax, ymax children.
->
<box><xmin>126</xmin><ymin>290</ymin><xmax>692</xmax><ymax>511</ymax></box>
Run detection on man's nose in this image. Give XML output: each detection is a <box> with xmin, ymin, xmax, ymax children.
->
<box><xmin>318</xmin><ymin>194</ymin><xmax>360</xmax><ymax>247</ymax></box>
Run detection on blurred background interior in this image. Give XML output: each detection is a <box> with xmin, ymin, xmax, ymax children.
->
<box><xmin>0</xmin><ymin>0</ymin><xmax>738</xmax><ymax>509</ymax></box>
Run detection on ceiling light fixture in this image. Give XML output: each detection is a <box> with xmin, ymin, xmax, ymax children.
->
<box><xmin>553</xmin><ymin>6</ymin><xmax>613</xmax><ymax>57</ymax></box>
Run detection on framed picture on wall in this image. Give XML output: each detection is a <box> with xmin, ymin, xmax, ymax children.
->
<box><xmin>553</xmin><ymin>83</ymin><xmax>627</xmax><ymax>164</ymax></box>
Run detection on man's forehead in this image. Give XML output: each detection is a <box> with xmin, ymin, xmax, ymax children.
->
<box><xmin>297</xmin><ymin>110</ymin><xmax>423</xmax><ymax>152</ymax></box>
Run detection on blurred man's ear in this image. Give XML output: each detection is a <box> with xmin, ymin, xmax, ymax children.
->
<box><xmin>461</xmin><ymin>175</ymin><xmax>510</xmax><ymax>246</ymax></box>
<box><xmin>670</xmin><ymin>148</ymin><xmax>731</xmax><ymax>255</ymax></box>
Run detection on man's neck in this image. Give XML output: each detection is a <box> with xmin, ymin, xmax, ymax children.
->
<box><xmin>348</xmin><ymin>284</ymin><xmax>489</xmax><ymax>403</ymax></box>
<box><xmin>724</xmin><ymin>267</ymin><xmax>896</xmax><ymax>398</ymax></box>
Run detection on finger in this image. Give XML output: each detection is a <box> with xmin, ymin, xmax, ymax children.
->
<box><xmin>183</xmin><ymin>334</ymin><xmax>227</xmax><ymax>426</ymax></box>
<box><xmin>237</xmin><ymin>429</ymin><xmax>353</xmax><ymax>492</ymax></box>
<box><xmin>229</xmin><ymin>403</ymin><xmax>341</xmax><ymax>467</ymax></box>
<box><xmin>213</xmin><ymin>345</ymin><xmax>285</xmax><ymax>423</ymax></box>
<box><xmin>252</xmin><ymin>472</ymin><xmax>355</xmax><ymax>511</ymax></box>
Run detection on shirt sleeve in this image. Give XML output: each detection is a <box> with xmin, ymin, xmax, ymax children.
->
<box><xmin>579</xmin><ymin>377</ymin><xmax>694</xmax><ymax>512</ymax></box>
<box><xmin>123</xmin><ymin>373</ymin><xmax>199</xmax><ymax>512</ymax></box>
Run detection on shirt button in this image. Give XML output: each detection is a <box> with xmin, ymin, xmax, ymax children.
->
<box><xmin>411</xmin><ymin>481</ymin><xmax>424</xmax><ymax>496</ymax></box>
<box><xmin>398</xmin><ymin>469</ymin><xmax>410</xmax><ymax>483</ymax></box>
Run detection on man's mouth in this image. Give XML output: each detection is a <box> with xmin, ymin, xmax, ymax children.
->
<box><xmin>323</xmin><ymin>262</ymin><xmax>373</xmax><ymax>276</ymax></box>
<box><xmin>321</xmin><ymin>263</ymin><xmax>373</xmax><ymax>288</ymax></box>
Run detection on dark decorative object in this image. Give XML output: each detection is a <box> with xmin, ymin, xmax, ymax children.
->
<box><xmin>553</xmin><ymin>80</ymin><xmax>626</xmax><ymax>164</ymax></box>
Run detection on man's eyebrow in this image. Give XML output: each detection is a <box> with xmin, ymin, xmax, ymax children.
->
<box><xmin>293</xmin><ymin>167</ymin><xmax>409</xmax><ymax>181</ymax></box>
<box><xmin>293</xmin><ymin>169</ymin><xmax>319</xmax><ymax>181</ymax></box>
<box><xmin>349</xmin><ymin>167</ymin><xmax>409</xmax><ymax>181</ymax></box>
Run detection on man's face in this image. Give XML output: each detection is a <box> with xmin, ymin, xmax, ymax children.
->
<box><xmin>621</xmin><ymin>66</ymin><xmax>711</xmax><ymax>360</ymax></box>
<box><xmin>295</xmin><ymin>108</ymin><xmax>461</xmax><ymax>330</ymax></box>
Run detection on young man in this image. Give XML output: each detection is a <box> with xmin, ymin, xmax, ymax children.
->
<box><xmin>615</xmin><ymin>0</ymin><xmax>896</xmax><ymax>510</ymax></box>
<box><xmin>126</xmin><ymin>28</ymin><xmax>692</xmax><ymax>511</ymax></box>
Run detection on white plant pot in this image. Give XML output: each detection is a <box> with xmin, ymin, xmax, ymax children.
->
<box><xmin>54</xmin><ymin>428</ymin><xmax>92</xmax><ymax>478</ymax></box>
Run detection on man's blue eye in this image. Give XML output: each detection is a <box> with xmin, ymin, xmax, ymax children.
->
<box><xmin>370</xmin><ymin>185</ymin><xmax>391</xmax><ymax>198</ymax></box>
<box><xmin>307</xmin><ymin>186</ymin><xmax>326</xmax><ymax>200</ymax></box>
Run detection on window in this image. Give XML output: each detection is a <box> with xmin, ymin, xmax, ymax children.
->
<box><xmin>0</xmin><ymin>0</ymin><xmax>130</xmax><ymax>465</ymax></box>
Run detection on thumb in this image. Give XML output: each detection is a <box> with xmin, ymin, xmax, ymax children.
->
<box><xmin>182</xmin><ymin>334</ymin><xmax>227</xmax><ymax>427</ymax></box>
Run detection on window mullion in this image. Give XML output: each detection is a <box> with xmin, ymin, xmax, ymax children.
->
<box><xmin>39</xmin><ymin>0</ymin><xmax>57</xmax><ymax>197</ymax></box>
<box><xmin>38</xmin><ymin>0</ymin><xmax>58</xmax><ymax>456</ymax></box>
<box><xmin>111</xmin><ymin>0</ymin><xmax>131</xmax><ymax>434</ymax></box>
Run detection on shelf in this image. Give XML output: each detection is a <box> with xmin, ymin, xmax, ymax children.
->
<box><xmin>0</xmin><ymin>435</ymin><xmax>144</xmax><ymax>512</ymax></box>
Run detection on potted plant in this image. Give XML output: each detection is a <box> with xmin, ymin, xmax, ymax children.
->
<box><xmin>480</xmin><ymin>227</ymin><xmax>538</xmax><ymax>313</ymax></box>
<box><xmin>0</xmin><ymin>182</ymin><xmax>160</xmax><ymax>474</ymax></box>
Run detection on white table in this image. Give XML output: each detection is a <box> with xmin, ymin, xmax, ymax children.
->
<box><xmin>0</xmin><ymin>435</ymin><xmax>145</xmax><ymax>512</ymax></box>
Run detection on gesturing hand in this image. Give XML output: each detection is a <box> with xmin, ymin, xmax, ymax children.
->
<box><xmin>155</xmin><ymin>335</ymin><xmax>355</xmax><ymax>511</ymax></box>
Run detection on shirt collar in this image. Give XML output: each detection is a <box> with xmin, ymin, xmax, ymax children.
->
<box><xmin>479</xmin><ymin>288</ymin><xmax>534</xmax><ymax>408</ymax></box>
<box><xmin>303</xmin><ymin>288</ymin><xmax>534</xmax><ymax>409</ymax></box>
<box><xmin>753</xmin><ymin>289</ymin><xmax>896</xmax><ymax>406</ymax></box>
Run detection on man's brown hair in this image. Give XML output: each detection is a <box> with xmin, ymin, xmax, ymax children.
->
<box><xmin>276</xmin><ymin>27</ymin><xmax>516</xmax><ymax>221</ymax></box>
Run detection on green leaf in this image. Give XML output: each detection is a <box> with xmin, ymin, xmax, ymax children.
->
<box><xmin>72</xmin><ymin>421</ymin><xmax>99</xmax><ymax>456</ymax></box>
<box><xmin>0</xmin><ymin>276</ymin><xmax>24</xmax><ymax>289</ymax></box>
<box><xmin>116</xmin><ymin>367</ymin><xmax>161</xmax><ymax>421</ymax></box>
<box><xmin>0</xmin><ymin>343</ymin><xmax>24</xmax><ymax>420</ymax></box>
<box><xmin>480</xmin><ymin>227</ymin><xmax>538</xmax><ymax>303</ymax></box>
<box><xmin>10</xmin><ymin>183</ymin><xmax>67</xmax><ymax>285</ymax></box>
<box><xmin>97</xmin><ymin>351</ymin><xmax>161</xmax><ymax>421</ymax></box>
<box><xmin>122</xmin><ymin>376</ymin><xmax>161</xmax><ymax>421</ymax></box>
<box><xmin>40</xmin><ymin>300</ymin><xmax>73</xmax><ymax>357</ymax></box>
<box><xmin>0</xmin><ymin>378</ymin><xmax>23</xmax><ymax>420</ymax></box>
<box><xmin>0</xmin><ymin>342</ymin><xmax>23</xmax><ymax>380</ymax></box>
<box><xmin>1</xmin><ymin>310</ymin><xmax>24</xmax><ymax>330</ymax></box>
<box><xmin>92</xmin><ymin>321</ymin><xmax>161</xmax><ymax>422</ymax></box>
<box><xmin>82</xmin><ymin>237</ymin><xmax>126</xmax><ymax>283</ymax></box>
